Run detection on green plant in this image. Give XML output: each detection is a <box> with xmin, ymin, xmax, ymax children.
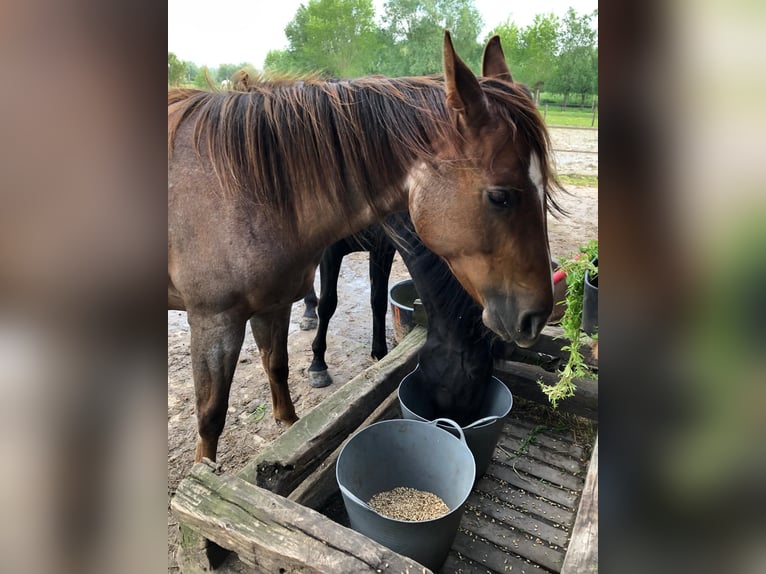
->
<box><xmin>541</xmin><ymin>239</ymin><xmax>598</xmax><ymax>407</ymax></box>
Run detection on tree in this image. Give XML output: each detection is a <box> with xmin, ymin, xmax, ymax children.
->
<box><xmin>215</xmin><ymin>63</ymin><xmax>240</xmax><ymax>83</ymax></box>
<box><xmin>183</xmin><ymin>61</ymin><xmax>199</xmax><ymax>84</ymax></box>
<box><xmin>518</xmin><ymin>13</ymin><xmax>559</xmax><ymax>104</ymax></box>
<box><xmin>193</xmin><ymin>66</ymin><xmax>214</xmax><ymax>89</ymax></box>
<box><xmin>168</xmin><ymin>52</ymin><xmax>186</xmax><ymax>86</ymax></box>
<box><xmin>549</xmin><ymin>8</ymin><xmax>597</xmax><ymax>108</ymax></box>
<box><xmin>283</xmin><ymin>0</ymin><xmax>379</xmax><ymax>77</ymax></box>
<box><xmin>381</xmin><ymin>0</ymin><xmax>483</xmax><ymax>75</ymax></box>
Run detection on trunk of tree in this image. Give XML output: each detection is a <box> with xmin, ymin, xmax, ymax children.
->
<box><xmin>534</xmin><ymin>87</ymin><xmax>541</xmax><ymax>106</ymax></box>
<box><xmin>561</xmin><ymin>93</ymin><xmax>568</xmax><ymax>111</ymax></box>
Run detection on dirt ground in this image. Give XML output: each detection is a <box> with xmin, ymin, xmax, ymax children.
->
<box><xmin>167</xmin><ymin>126</ymin><xmax>597</xmax><ymax>570</ymax></box>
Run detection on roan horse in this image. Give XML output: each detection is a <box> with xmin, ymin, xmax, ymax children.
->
<box><xmin>168</xmin><ymin>33</ymin><xmax>560</xmax><ymax>462</ymax></box>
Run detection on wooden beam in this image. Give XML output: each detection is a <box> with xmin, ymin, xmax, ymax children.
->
<box><xmin>493</xmin><ymin>358</ymin><xmax>598</xmax><ymax>421</ymax></box>
<box><xmin>239</xmin><ymin>326</ymin><xmax>426</xmax><ymax>495</ymax></box>
<box><xmin>561</xmin><ymin>436</ymin><xmax>598</xmax><ymax>574</ymax></box>
<box><xmin>172</xmin><ymin>462</ymin><xmax>431</xmax><ymax>573</ymax></box>
<box><xmin>289</xmin><ymin>388</ymin><xmax>401</xmax><ymax>510</ymax></box>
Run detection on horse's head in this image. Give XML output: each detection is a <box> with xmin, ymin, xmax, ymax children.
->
<box><xmin>408</xmin><ymin>32</ymin><xmax>555</xmax><ymax>347</ymax></box>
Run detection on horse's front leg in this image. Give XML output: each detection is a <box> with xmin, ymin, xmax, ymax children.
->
<box><xmin>188</xmin><ymin>311</ymin><xmax>247</xmax><ymax>462</ymax></box>
<box><xmin>250</xmin><ymin>306</ymin><xmax>298</xmax><ymax>426</ymax></box>
<box><xmin>369</xmin><ymin>242</ymin><xmax>396</xmax><ymax>360</ymax></box>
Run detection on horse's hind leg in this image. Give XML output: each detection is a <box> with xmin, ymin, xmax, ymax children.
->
<box><xmin>300</xmin><ymin>285</ymin><xmax>319</xmax><ymax>330</ymax></box>
<box><xmin>188</xmin><ymin>312</ymin><xmax>247</xmax><ymax>462</ymax></box>
<box><xmin>250</xmin><ymin>306</ymin><xmax>298</xmax><ymax>425</ymax></box>
<box><xmin>370</xmin><ymin>241</ymin><xmax>396</xmax><ymax>360</ymax></box>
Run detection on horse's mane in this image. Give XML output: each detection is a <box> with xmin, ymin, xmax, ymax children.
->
<box><xmin>167</xmin><ymin>74</ymin><xmax>563</xmax><ymax>222</ymax></box>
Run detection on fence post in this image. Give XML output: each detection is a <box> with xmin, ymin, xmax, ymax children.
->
<box><xmin>591</xmin><ymin>98</ymin><xmax>597</xmax><ymax>127</ymax></box>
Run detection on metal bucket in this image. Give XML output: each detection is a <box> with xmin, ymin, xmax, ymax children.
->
<box><xmin>398</xmin><ymin>366</ymin><xmax>513</xmax><ymax>479</ymax></box>
<box><xmin>388</xmin><ymin>279</ymin><xmax>418</xmax><ymax>343</ymax></box>
<box><xmin>336</xmin><ymin>418</ymin><xmax>475</xmax><ymax>571</ymax></box>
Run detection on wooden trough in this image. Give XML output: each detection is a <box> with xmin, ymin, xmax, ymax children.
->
<box><xmin>172</xmin><ymin>324</ymin><xmax>598</xmax><ymax>573</ymax></box>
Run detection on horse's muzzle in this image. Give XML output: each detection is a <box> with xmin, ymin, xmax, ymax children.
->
<box><xmin>482</xmin><ymin>296</ymin><xmax>551</xmax><ymax>347</ymax></box>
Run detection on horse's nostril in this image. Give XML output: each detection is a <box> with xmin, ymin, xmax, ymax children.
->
<box><xmin>519</xmin><ymin>309</ymin><xmax>547</xmax><ymax>338</ymax></box>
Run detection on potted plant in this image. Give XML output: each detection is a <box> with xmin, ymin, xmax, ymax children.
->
<box><xmin>541</xmin><ymin>239</ymin><xmax>598</xmax><ymax>407</ymax></box>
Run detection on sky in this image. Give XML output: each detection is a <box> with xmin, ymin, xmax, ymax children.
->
<box><xmin>168</xmin><ymin>0</ymin><xmax>598</xmax><ymax>69</ymax></box>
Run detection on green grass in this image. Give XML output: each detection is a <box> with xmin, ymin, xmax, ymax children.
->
<box><xmin>558</xmin><ymin>174</ymin><xmax>598</xmax><ymax>187</ymax></box>
<box><xmin>540</xmin><ymin>107</ymin><xmax>598</xmax><ymax>128</ymax></box>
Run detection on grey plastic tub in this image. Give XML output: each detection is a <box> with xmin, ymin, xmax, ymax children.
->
<box><xmin>336</xmin><ymin>418</ymin><xmax>475</xmax><ymax>571</ymax></box>
<box><xmin>398</xmin><ymin>366</ymin><xmax>513</xmax><ymax>479</ymax></box>
<box><xmin>388</xmin><ymin>279</ymin><xmax>418</xmax><ymax>343</ymax></box>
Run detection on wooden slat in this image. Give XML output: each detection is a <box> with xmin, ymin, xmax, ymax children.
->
<box><xmin>459</xmin><ymin>511</ymin><xmax>565</xmax><ymax>572</ymax></box>
<box><xmin>466</xmin><ymin>491</ymin><xmax>569</xmax><ymax>547</ymax></box>
<box><xmin>481</xmin><ymin>463</ymin><xmax>579</xmax><ymax>510</ymax></box>
<box><xmin>172</xmin><ymin>462</ymin><xmax>431</xmax><ymax>574</ymax></box>
<box><xmin>560</xmin><ymin>437</ymin><xmax>598</xmax><ymax>574</ymax></box>
<box><xmin>502</xmin><ymin>424</ymin><xmax>588</xmax><ymax>459</ymax></box>
<box><xmin>239</xmin><ymin>326</ymin><xmax>425</xmax><ymax>495</ymax></box>
<box><xmin>494</xmin><ymin>359</ymin><xmax>598</xmax><ymax>421</ymax></box>
<box><xmin>449</xmin><ymin>530</ymin><xmax>549</xmax><ymax>573</ymax></box>
<box><xmin>496</xmin><ymin>434</ymin><xmax>584</xmax><ymax>474</ymax></box>
<box><xmin>473</xmin><ymin>480</ymin><xmax>575</xmax><ymax>528</ymax></box>
<box><xmin>490</xmin><ymin>457</ymin><xmax>584</xmax><ymax>493</ymax></box>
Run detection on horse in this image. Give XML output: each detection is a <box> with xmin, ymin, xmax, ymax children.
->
<box><xmin>299</xmin><ymin>225</ymin><xmax>395</xmax><ymax>388</ymax></box>
<box><xmin>220</xmin><ymin>79</ymin><xmax>232</xmax><ymax>90</ymax></box>
<box><xmin>168</xmin><ymin>32</ymin><xmax>562</xmax><ymax>462</ymax></box>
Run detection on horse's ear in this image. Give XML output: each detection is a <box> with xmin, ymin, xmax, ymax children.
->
<box><xmin>482</xmin><ymin>35</ymin><xmax>513</xmax><ymax>81</ymax></box>
<box><xmin>443</xmin><ymin>30</ymin><xmax>488</xmax><ymax>127</ymax></box>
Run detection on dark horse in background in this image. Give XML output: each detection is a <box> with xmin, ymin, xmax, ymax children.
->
<box><xmin>299</xmin><ymin>226</ymin><xmax>395</xmax><ymax>388</ymax></box>
<box><xmin>168</xmin><ymin>33</ymin><xmax>562</xmax><ymax>462</ymax></box>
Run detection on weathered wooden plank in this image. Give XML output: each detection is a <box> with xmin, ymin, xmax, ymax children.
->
<box><xmin>496</xmin><ymin>433</ymin><xmax>585</xmax><ymax>475</ymax></box>
<box><xmin>493</xmin><ymin>325</ymin><xmax>598</xmax><ymax>369</ymax></box>
<box><xmin>172</xmin><ymin>462</ymin><xmax>431</xmax><ymax>574</ymax></box>
<box><xmin>472</xmin><ymin>478</ymin><xmax>575</xmax><ymax>528</ymax></box>
<box><xmin>502</xmin><ymin>423</ymin><xmax>588</xmax><ymax>459</ymax></box>
<box><xmin>240</xmin><ymin>326</ymin><xmax>425</xmax><ymax>495</ymax></box>
<box><xmin>467</xmin><ymin>490</ymin><xmax>570</xmax><ymax>547</ymax></box>
<box><xmin>460</xmin><ymin>510</ymin><xmax>565</xmax><ymax>572</ymax></box>
<box><xmin>561</xmin><ymin>437</ymin><xmax>598</xmax><ymax>574</ymax></box>
<box><xmin>481</xmin><ymin>462</ymin><xmax>579</xmax><ymax>510</ymax></box>
<box><xmin>449</xmin><ymin>529</ymin><xmax>549</xmax><ymax>573</ymax></box>
<box><xmin>494</xmin><ymin>359</ymin><xmax>598</xmax><ymax>421</ymax></box>
<box><xmin>489</xmin><ymin>457</ymin><xmax>584</xmax><ymax>494</ymax></box>
<box><xmin>288</xmin><ymin>388</ymin><xmax>402</xmax><ymax>510</ymax></box>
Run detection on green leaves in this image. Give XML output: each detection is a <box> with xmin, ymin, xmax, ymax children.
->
<box><xmin>541</xmin><ymin>239</ymin><xmax>598</xmax><ymax>408</ymax></box>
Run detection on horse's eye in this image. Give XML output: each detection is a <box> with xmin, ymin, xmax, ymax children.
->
<box><xmin>485</xmin><ymin>187</ymin><xmax>516</xmax><ymax>209</ymax></box>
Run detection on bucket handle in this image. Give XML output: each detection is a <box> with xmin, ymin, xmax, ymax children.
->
<box><xmin>463</xmin><ymin>415</ymin><xmax>502</xmax><ymax>429</ymax></box>
<box><xmin>430</xmin><ymin>418</ymin><xmax>468</xmax><ymax>446</ymax></box>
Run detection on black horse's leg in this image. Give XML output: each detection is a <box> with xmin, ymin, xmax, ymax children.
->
<box><xmin>308</xmin><ymin>246</ymin><xmax>344</xmax><ymax>388</ymax></box>
<box><xmin>300</xmin><ymin>284</ymin><xmax>319</xmax><ymax>330</ymax></box>
<box><xmin>188</xmin><ymin>310</ymin><xmax>247</xmax><ymax>462</ymax></box>
<box><xmin>369</xmin><ymin>241</ymin><xmax>396</xmax><ymax>360</ymax></box>
<box><xmin>250</xmin><ymin>305</ymin><xmax>298</xmax><ymax>426</ymax></box>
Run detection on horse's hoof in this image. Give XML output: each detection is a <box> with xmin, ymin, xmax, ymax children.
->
<box><xmin>300</xmin><ymin>316</ymin><xmax>318</xmax><ymax>330</ymax></box>
<box><xmin>275</xmin><ymin>415</ymin><xmax>299</xmax><ymax>428</ymax></box>
<box><xmin>309</xmin><ymin>370</ymin><xmax>333</xmax><ymax>388</ymax></box>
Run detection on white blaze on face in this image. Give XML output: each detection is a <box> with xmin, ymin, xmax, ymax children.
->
<box><xmin>528</xmin><ymin>153</ymin><xmax>545</xmax><ymax>206</ymax></box>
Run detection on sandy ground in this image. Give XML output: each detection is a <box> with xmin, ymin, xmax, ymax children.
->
<box><xmin>167</xmin><ymin>126</ymin><xmax>598</xmax><ymax>570</ymax></box>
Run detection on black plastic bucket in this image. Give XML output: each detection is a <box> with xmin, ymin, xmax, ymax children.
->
<box><xmin>582</xmin><ymin>257</ymin><xmax>598</xmax><ymax>335</ymax></box>
<box><xmin>336</xmin><ymin>418</ymin><xmax>474</xmax><ymax>570</ymax></box>
<box><xmin>398</xmin><ymin>366</ymin><xmax>513</xmax><ymax>479</ymax></box>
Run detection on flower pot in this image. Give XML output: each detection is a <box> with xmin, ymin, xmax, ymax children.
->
<box><xmin>582</xmin><ymin>257</ymin><xmax>598</xmax><ymax>335</ymax></box>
